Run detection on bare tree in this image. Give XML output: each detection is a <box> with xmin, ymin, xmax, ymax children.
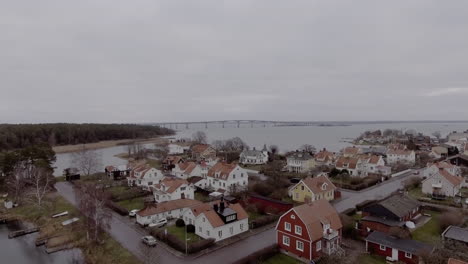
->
<box><xmin>192</xmin><ymin>131</ymin><xmax>207</xmax><ymax>144</ymax></box>
<box><xmin>28</xmin><ymin>167</ymin><xmax>53</xmax><ymax>206</ymax></box>
<box><xmin>432</xmin><ymin>131</ymin><xmax>442</xmax><ymax>140</ymax></box>
<box><xmin>269</xmin><ymin>145</ymin><xmax>279</xmax><ymax>160</ymax></box>
<box><xmin>76</xmin><ymin>183</ymin><xmax>111</xmax><ymax>242</ymax></box>
<box><xmin>300</xmin><ymin>144</ymin><xmax>316</xmax><ymax>154</ymax></box>
<box><xmin>72</xmin><ymin>146</ymin><xmax>102</xmax><ymax>176</ymax></box>
<box><xmin>6</xmin><ymin>165</ymin><xmax>27</xmax><ymax>204</ymax></box>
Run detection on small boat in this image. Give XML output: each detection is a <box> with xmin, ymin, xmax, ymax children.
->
<box><xmin>61</xmin><ymin>217</ymin><xmax>79</xmax><ymax>226</ymax></box>
<box><xmin>52</xmin><ymin>211</ymin><xmax>68</xmax><ymax>218</ymax></box>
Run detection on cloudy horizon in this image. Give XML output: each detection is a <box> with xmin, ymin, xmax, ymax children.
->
<box><xmin>1</xmin><ymin>0</ymin><xmax>468</xmax><ymax>123</ymax></box>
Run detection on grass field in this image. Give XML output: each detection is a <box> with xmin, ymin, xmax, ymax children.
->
<box><xmin>167</xmin><ymin>225</ymin><xmax>203</xmax><ymax>243</ymax></box>
<box><xmin>412</xmin><ymin>210</ymin><xmax>441</xmax><ymax>243</ymax></box>
<box><xmin>357</xmin><ymin>254</ymin><xmax>387</xmax><ymax>264</ymax></box>
<box><xmin>117</xmin><ymin>197</ymin><xmax>145</xmax><ymax>211</ymax></box>
<box><xmin>261</xmin><ymin>253</ymin><xmax>301</xmax><ymax>264</ymax></box>
<box><xmin>194</xmin><ymin>192</ymin><xmax>210</xmax><ymax>202</ymax></box>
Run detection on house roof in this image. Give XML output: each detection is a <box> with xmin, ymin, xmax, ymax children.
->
<box><xmin>366</xmin><ymin>231</ymin><xmax>433</xmax><ymax>255</ymax></box>
<box><xmin>315</xmin><ymin>149</ymin><xmax>334</xmax><ymax>162</ymax></box>
<box><xmin>299</xmin><ymin>175</ymin><xmax>336</xmax><ymax>195</ymax></box>
<box><xmin>129</xmin><ymin>165</ymin><xmax>153</xmax><ymax>179</ymax></box>
<box><xmin>189</xmin><ymin>201</ymin><xmax>248</xmax><ymax>228</ymax></box>
<box><xmin>335</xmin><ymin>157</ymin><xmax>359</xmax><ymax>169</ymax></box>
<box><xmin>343</xmin><ymin>146</ymin><xmax>360</xmax><ymax>156</ymax></box>
<box><xmin>287</xmin><ymin>151</ymin><xmax>313</xmax><ymax>161</ymax></box>
<box><xmin>153</xmin><ymin>177</ymin><xmax>188</xmax><ymax>194</ymax></box>
<box><xmin>387</xmin><ymin>149</ymin><xmax>414</xmax><ymax>156</ymax></box>
<box><xmin>207</xmin><ymin>162</ymin><xmax>238</xmax><ymax>180</ymax></box>
<box><xmin>442</xmin><ymin>226</ymin><xmax>468</xmax><ymax>243</ymax></box>
<box><xmin>136</xmin><ymin>199</ymin><xmax>202</xmax><ymax>217</ymax></box>
<box><xmin>368</xmin><ymin>155</ymin><xmax>382</xmax><ymax>165</ymax></box>
<box><xmin>291</xmin><ymin>200</ymin><xmax>342</xmax><ymax>241</ymax></box>
<box><xmin>431</xmin><ymin>161</ymin><xmax>456</xmax><ymax>169</ymax></box>
<box><xmin>448</xmin><ymin>259</ymin><xmax>468</xmax><ymax>264</ymax></box>
<box><xmin>374</xmin><ymin>194</ymin><xmax>420</xmax><ymax>218</ymax></box>
<box><xmin>191</xmin><ymin>144</ymin><xmax>212</xmax><ymax>154</ymax></box>
<box><xmin>439</xmin><ymin>169</ymin><xmax>463</xmax><ymax>186</ymax></box>
<box><xmin>240</xmin><ymin>149</ymin><xmax>267</xmax><ymax>158</ymax></box>
<box><xmin>177</xmin><ymin>162</ymin><xmax>198</xmax><ymax>175</ymax></box>
<box><xmin>187</xmin><ymin>176</ymin><xmax>204</xmax><ymax>184</ymax></box>
<box><xmin>361</xmin><ymin>216</ymin><xmax>405</xmax><ymax>227</ymax></box>
<box><xmin>163</xmin><ymin>156</ymin><xmax>183</xmax><ymax>164</ymax></box>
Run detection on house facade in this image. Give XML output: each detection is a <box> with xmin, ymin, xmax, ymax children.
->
<box><xmin>136</xmin><ymin>199</ymin><xmax>202</xmax><ymax>226</ymax></box>
<box><xmin>162</xmin><ymin>156</ymin><xmax>185</xmax><ymax>170</ymax></box>
<box><xmin>366</xmin><ymin>231</ymin><xmax>433</xmax><ymax>264</ymax></box>
<box><xmin>342</xmin><ymin>146</ymin><xmax>361</xmax><ymax>157</ymax></box>
<box><xmin>127</xmin><ymin>165</ymin><xmax>164</xmax><ymax>190</ymax></box>
<box><xmin>314</xmin><ymin>149</ymin><xmax>335</xmax><ymax>166</ymax></box>
<box><xmin>286</xmin><ymin>152</ymin><xmax>315</xmax><ymax>173</ymax></box>
<box><xmin>182</xmin><ymin>198</ymin><xmax>249</xmax><ymax>242</ymax></box>
<box><xmin>172</xmin><ymin>162</ymin><xmax>208</xmax><ymax>179</ymax></box>
<box><xmin>288</xmin><ymin>175</ymin><xmax>336</xmax><ymax>203</ymax></box>
<box><xmin>152</xmin><ymin>177</ymin><xmax>195</xmax><ymax>203</ymax></box>
<box><xmin>276</xmin><ymin>200</ymin><xmax>343</xmax><ymax>262</ymax></box>
<box><xmin>239</xmin><ymin>146</ymin><xmax>268</xmax><ymax>165</ymax></box>
<box><xmin>205</xmin><ymin>162</ymin><xmax>248</xmax><ymax>194</ymax></box>
<box><xmin>386</xmin><ymin>149</ymin><xmax>416</xmax><ymax>165</ymax></box>
<box><xmin>422</xmin><ymin>168</ymin><xmax>463</xmax><ymax>197</ymax></box>
<box><xmin>335</xmin><ymin>157</ymin><xmax>361</xmax><ymax>177</ymax></box>
<box><xmin>191</xmin><ymin>144</ymin><xmax>217</xmax><ymax>161</ymax></box>
<box><xmin>105</xmin><ymin>164</ymin><xmax>131</xmax><ymax>180</ymax></box>
<box><xmin>168</xmin><ymin>143</ymin><xmax>190</xmax><ymax>155</ymax></box>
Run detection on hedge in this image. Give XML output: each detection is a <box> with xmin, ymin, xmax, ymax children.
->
<box><xmin>110</xmin><ymin>189</ymin><xmax>149</xmax><ymax>202</ymax></box>
<box><xmin>251</xmin><ymin>215</ymin><xmax>278</xmax><ymax>229</ymax></box>
<box><xmin>106</xmin><ymin>200</ymin><xmax>129</xmax><ymax>216</ymax></box>
<box><xmin>187</xmin><ymin>224</ymin><xmax>195</xmax><ymax>233</ymax></box>
<box><xmin>232</xmin><ymin>244</ymin><xmax>278</xmax><ymax>264</ymax></box>
<box><xmin>176</xmin><ymin>218</ymin><xmax>185</xmax><ymax>227</ymax></box>
<box><xmin>150</xmin><ymin>229</ymin><xmax>215</xmax><ymax>254</ymax></box>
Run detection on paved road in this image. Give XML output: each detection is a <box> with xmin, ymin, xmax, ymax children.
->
<box><xmin>55</xmin><ymin>182</ymin><xmax>275</xmax><ymax>264</ymax></box>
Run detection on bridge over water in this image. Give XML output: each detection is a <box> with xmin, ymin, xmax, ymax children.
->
<box><xmin>151</xmin><ymin>120</ymin><xmax>350</xmax><ymax>129</ymax></box>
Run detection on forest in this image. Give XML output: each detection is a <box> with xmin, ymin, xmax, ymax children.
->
<box><xmin>0</xmin><ymin>123</ymin><xmax>174</xmax><ymax>151</ymax></box>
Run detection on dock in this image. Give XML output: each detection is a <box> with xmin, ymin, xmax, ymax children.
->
<box><xmin>8</xmin><ymin>227</ymin><xmax>40</xmax><ymax>238</ymax></box>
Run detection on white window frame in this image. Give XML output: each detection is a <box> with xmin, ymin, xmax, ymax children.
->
<box><xmin>316</xmin><ymin>240</ymin><xmax>321</xmax><ymax>251</ymax></box>
<box><xmin>283</xmin><ymin>235</ymin><xmax>290</xmax><ymax>246</ymax></box>
<box><xmin>291</xmin><ymin>214</ymin><xmax>295</xmax><ymax>220</ymax></box>
<box><xmin>285</xmin><ymin>222</ymin><xmax>291</xmax><ymax>232</ymax></box>
<box><xmin>296</xmin><ymin>241</ymin><xmax>304</xmax><ymax>252</ymax></box>
<box><xmin>380</xmin><ymin>245</ymin><xmax>386</xmax><ymax>251</ymax></box>
<box><xmin>405</xmin><ymin>252</ymin><xmax>412</xmax><ymax>259</ymax></box>
<box><xmin>295</xmin><ymin>225</ymin><xmax>302</xmax><ymax>235</ymax></box>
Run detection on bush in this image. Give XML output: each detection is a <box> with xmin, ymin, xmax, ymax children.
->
<box><xmin>187</xmin><ymin>238</ymin><xmax>215</xmax><ymax>254</ymax></box>
<box><xmin>340</xmin><ymin>214</ymin><xmax>359</xmax><ymax>239</ymax></box>
<box><xmin>232</xmin><ymin>245</ymin><xmax>279</xmax><ymax>264</ymax></box>
<box><xmin>438</xmin><ymin>211</ymin><xmax>463</xmax><ymax>230</ymax></box>
<box><xmin>106</xmin><ymin>200</ymin><xmax>129</xmax><ymax>216</ymax></box>
<box><xmin>251</xmin><ymin>215</ymin><xmax>278</xmax><ymax>229</ymax></box>
<box><xmin>186</xmin><ymin>224</ymin><xmax>195</xmax><ymax>233</ymax></box>
<box><xmin>175</xmin><ymin>218</ymin><xmax>185</xmax><ymax>227</ymax></box>
<box><xmin>110</xmin><ymin>188</ymin><xmax>149</xmax><ymax>202</ymax></box>
<box><xmin>252</xmin><ymin>182</ymin><xmax>274</xmax><ymax>197</ymax></box>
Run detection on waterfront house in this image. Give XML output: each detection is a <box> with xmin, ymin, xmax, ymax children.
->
<box><xmin>288</xmin><ymin>175</ymin><xmax>336</xmax><ymax>203</ymax></box>
<box><xmin>314</xmin><ymin>149</ymin><xmax>336</xmax><ymax>166</ymax></box>
<box><xmin>365</xmin><ymin>231</ymin><xmax>433</xmax><ymax>264</ymax></box>
<box><xmin>191</xmin><ymin>144</ymin><xmax>217</xmax><ymax>161</ymax></box>
<box><xmin>342</xmin><ymin>146</ymin><xmax>360</xmax><ymax>157</ymax></box>
<box><xmin>105</xmin><ymin>164</ymin><xmax>131</xmax><ymax>180</ymax></box>
<box><xmin>168</xmin><ymin>143</ymin><xmax>190</xmax><ymax>155</ymax></box>
<box><xmin>286</xmin><ymin>152</ymin><xmax>315</xmax><ymax>173</ymax></box>
<box><xmin>276</xmin><ymin>199</ymin><xmax>343</xmax><ymax>262</ymax></box>
<box><xmin>152</xmin><ymin>177</ymin><xmax>194</xmax><ymax>203</ymax></box>
<box><xmin>162</xmin><ymin>155</ymin><xmax>185</xmax><ymax>170</ymax></box>
<box><xmin>182</xmin><ymin>197</ymin><xmax>249</xmax><ymax>242</ymax></box>
<box><xmin>386</xmin><ymin>149</ymin><xmax>416</xmax><ymax>165</ymax></box>
<box><xmin>136</xmin><ymin>199</ymin><xmax>202</xmax><ymax>226</ymax></box>
<box><xmin>206</xmin><ymin>162</ymin><xmax>248</xmax><ymax>194</ymax></box>
<box><xmin>422</xmin><ymin>168</ymin><xmax>463</xmax><ymax>198</ymax></box>
<box><xmin>127</xmin><ymin>165</ymin><xmax>164</xmax><ymax>190</ymax></box>
<box><xmin>335</xmin><ymin>157</ymin><xmax>361</xmax><ymax>177</ymax></box>
<box><xmin>239</xmin><ymin>146</ymin><xmax>268</xmax><ymax>165</ymax></box>
<box><xmin>358</xmin><ymin>154</ymin><xmax>388</xmax><ymax>176</ymax></box>
<box><xmin>172</xmin><ymin>161</ymin><xmax>208</xmax><ymax>179</ymax></box>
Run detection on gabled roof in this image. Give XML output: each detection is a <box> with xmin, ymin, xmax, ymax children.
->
<box><xmin>163</xmin><ymin>156</ymin><xmax>184</xmax><ymax>164</ymax></box>
<box><xmin>376</xmin><ymin>194</ymin><xmax>420</xmax><ymax>218</ymax></box>
<box><xmin>335</xmin><ymin>157</ymin><xmax>359</xmax><ymax>169</ymax></box>
<box><xmin>442</xmin><ymin>226</ymin><xmax>468</xmax><ymax>243</ymax></box>
<box><xmin>367</xmin><ymin>155</ymin><xmax>382</xmax><ymax>165</ymax></box>
<box><xmin>288</xmin><ymin>200</ymin><xmax>342</xmax><ymax>241</ymax></box>
<box><xmin>343</xmin><ymin>146</ymin><xmax>360</xmax><ymax>156</ymax></box>
<box><xmin>176</xmin><ymin>162</ymin><xmax>199</xmax><ymax>175</ymax></box>
<box><xmin>240</xmin><ymin>149</ymin><xmax>267</xmax><ymax>158</ymax></box>
<box><xmin>191</xmin><ymin>144</ymin><xmax>213</xmax><ymax>154</ymax></box>
<box><xmin>315</xmin><ymin>149</ymin><xmax>335</xmax><ymax>162</ymax></box>
<box><xmin>387</xmin><ymin>149</ymin><xmax>414</xmax><ymax>156</ymax></box>
<box><xmin>438</xmin><ymin>169</ymin><xmax>463</xmax><ymax>186</ymax></box>
<box><xmin>430</xmin><ymin>161</ymin><xmax>456</xmax><ymax>169</ymax></box>
<box><xmin>287</xmin><ymin>151</ymin><xmax>313</xmax><ymax>161</ymax></box>
<box><xmin>298</xmin><ymin>175</ymin><xmax>336</xmax><ymax>195</ymax></box>
<box><xmin>207</xmin><ymin>162</ymin><xmax>238</xmax><ymax>180</ymax></box>
<box><xmin>366</xmin><ymin>231</ymin><xmax>433</xmax><ymax>255</ymax></box>
<box><xmin>190</xmin><ymin>201</ymin><xmax>248</xmax><ymax>228</ymax></box>
<box><xmin>137</xmin><ymin>199</ymin><xmax>202</xmax><ymax>217</ymax></box>
<box><xmin>153</xmin><ymin>177</ymin><xmax>188</xmax><ymax>194</ymax></box>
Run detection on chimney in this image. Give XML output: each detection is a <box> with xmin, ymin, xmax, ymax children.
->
<box><xmin>220</xmin><ymin>201</ymin><xmax>225</xmax><ymax>212</ymax></box>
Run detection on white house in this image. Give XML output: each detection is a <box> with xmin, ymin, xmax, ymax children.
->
<box><xmin>172</xmin><ymin>162</ymin><xmax>208</xmax><ymax>179</ymax></box>
<box><xmin>168</xmin><ymin>143</ymin><xmax>190</xmax><ymax>155</ymax></box>
<box><xmin>152</xmin><ymin>177</ymin><xmax>195</xmax><ymax>203</ymax></box>
<box><xmin>386</xmin><ymin>149</ymin><xmax>416</xmax><ymax>165</ymax></box>
<box><xmin>286</xmin><ymin>152</ymin><xmax>315</xmax><ymax>173</ymax></box>
<box><xmin>359</xmin><ymin>155</ymin><xmax>389</xmax><ymax>176</ymax></box>
<box><xmin>239</xmin><ymin>146</ymin><xmax>268</xmax><ymax>165</ymax></box>
<box><xmin>424</xmin><ymin>162</ymin><xmax>461</xmax><ymax>178</ymax></box>
<box><xmin>127</xmin><ymin>165</ymin><xmax>164</xmax><ymax>191</ymax></box>
<box><xmin>182</xmin><ymin>199</ymin><xmax>249</xmax><ymax>242</ymax></box>
<box><xmin>335</xmin><ymin>157</ymin><xmax>361</xmax><ymax>177</ymax></box>
<box><xmin>136</xmin><ymin>199</ymin><xmax>202</xmax><ymax>226</ymax></box>
<box><xmin>206</xmin><ymin>162</ymin><xmax>248</xmax><ymax>194</ymax></box>
<box><xmin>422</xmin><ymin>168</ymin><xmax>463</xmax><ymax>197</ymax></box>
<box><xmin>314</xmin><ymin>149</ymin><xmax>336</xmax><ymax>166</ymax></box>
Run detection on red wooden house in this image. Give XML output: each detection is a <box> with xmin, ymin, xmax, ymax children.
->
<box><xmin>276</xmin><ymin>199</ymin><xmax>343</xmax><ymax>262</ymax></box>
<box><xmin>365</xmin><ymin>231</ymin><xmax>433</xmax><ymax>264</ymax></box>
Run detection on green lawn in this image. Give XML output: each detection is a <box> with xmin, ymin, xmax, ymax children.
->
<box><xmin>146</xmin><ymin>159</ymin><xmax>162</xmax><ymax>169</ymax></box>
<box><xmin>261</xmin><ymin>253</ymin><xmax>301</xmax><ymax>264</ymax></box>
<box><xmin>107</xmin><ymin>186</ymin><xmax>130</xmax><ymax>196</ymax></box>
<box><xmin>240</xmin><ymin>164</ymin><xmax>264</xmax><ymax>172</ymax></box>
<box><xmin>350</xmin><ymin>212</ymin><xmax>362</xmax><ymax>221</ymax></box>
<box><xmin>83</xmin><ymin>234</ymin><xmax>141</xmax><ymax>264</ymax></box>
<box><xmin>412</xmin><ymin>210</ymin><xmax>441</xmax><ymax>243</ymax></box>
<box><xmin>357</xmin><ymin>254</ymin><xmax>386</xmax><ymax>264</ymax></box>
<box><xmin>116</xmin><ymin>197</ymin><xmax>145</xmax><ymax>211</ymax></box>
<box><xmin>167</xmin><ymin>225</ymin><xmax>203</xmax><ymax>243</ymax></box>
<box><xmin>194</xmin><ymin>192</ymin><xmax>209</xmax><ymax>202</ymax></box>
<box><xmin>248</xmin><ymin>211</ymin><xmax>263</xmax><ymax>222</ymax></box>
<box><xmin>408</xmin><ymin>187</ymin><xmax>424</xmax><ymax>199</ymax></box>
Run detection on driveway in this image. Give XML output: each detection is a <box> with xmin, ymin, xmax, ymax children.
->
<box><xmin>55</xmin><ymin>182</ymin><xmax>275</xmax><ymax>264</ymax></box>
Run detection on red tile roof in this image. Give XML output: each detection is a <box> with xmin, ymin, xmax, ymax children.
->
<box><xmin>207</xmin><ymin>162</ymin><xmax>238</xmax><ymax>180</ymax></box>
<box><xmin>300</xmin><ymin>175</ymin><xmax>336</xmax><ymax>194</ymax></box>
<box><xmin>137</xmin><ymin>199</ymin><xmax>202</xmax><ymax>217</ymax></box>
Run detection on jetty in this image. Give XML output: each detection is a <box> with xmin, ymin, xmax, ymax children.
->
<box><xmin>8</xmin><ymin>227</ymin><xmax>39</xmax><ymax>238</ymax></box>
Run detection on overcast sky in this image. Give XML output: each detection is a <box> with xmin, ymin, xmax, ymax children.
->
<box><xmin>1</xmin><ymin>0</ymin><xmax>468</xmax><ymax>123</ymax></box>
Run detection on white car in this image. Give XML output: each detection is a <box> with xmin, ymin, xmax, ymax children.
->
<box><xmin>141</xmin><ymin>236</ymin><xmax>157</xmax><ymax>247</ymax></box>
<box><xmin>148</xmin><ymin>218</ymin><xmax>167</xmax><ymax>228</ymax></box>
<box><xmin>129</xmin><ymin>209</ymin><xmax>139</xmax><ymax>217</ymax></box>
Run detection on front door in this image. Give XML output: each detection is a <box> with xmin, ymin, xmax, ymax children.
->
<box><xmin>181</xmin><ymin>193</ymin><xmax>185</xmax><ymax>199</ymax></box>
<box><xmin>391</xmin><ymin>248</ymin><xmax>398</xmax><ymax>261</ymax></box>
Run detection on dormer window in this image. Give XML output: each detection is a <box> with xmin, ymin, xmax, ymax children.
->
<box><xmin>321</xmin><ymin>183</ymin><xmax>328</xmax><ymax>190</ymax></box>
<box><xmin>291</xmin><ymin>215</ymin><xmax>295</xmax><ymax>220</ymax></box>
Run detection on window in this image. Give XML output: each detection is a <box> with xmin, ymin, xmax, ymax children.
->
<box><xmin>218</xmin><ymin>230</ymin><xmax>222</xmax><ymax>238</ymax></box>
<box><xmin>241</xmin><ymin>173</ymin><xmax>244</xmax><ymax>177</ymax></box>
<box><xmin>198</xmin><ymin>227</ymin><xmax>202</xmax><ymax>233</ymax></box>
<box><xmin>405</xmin><ymin>252</ymin><xmax>412</xmax><ymax>259</ymax></box>
<box><xmin>296</xmin><ymin>241</ymin><xmax>304</xmax><ymax>252</ymax></box>
<box><xmin>301</xmin><ymin>185</ymin><xmax>304</xmax><ymax>190</ymax></box>
<box><xmin>283</xmin><ymin>236</ymin><xmax>290</xmax><ymax>246</ymax></box>
<box><xmin>295</xmin><ymin>193</ymin><xmax>299</xmax><ymax>199</ymax></box>
<box><xmin>148</xmin><ymin>182</ymin><xmax>153</xmax><ymax>186</ymax></box>
<box><xmin>316</xmin><ymin>241</ymin><xmax>321</xmax><ymax>251</ymax></box>
<box><xmin>295</xmin><ymin>226</ymin><xmax>302</xmax><ymax>235</ymax></box>
<box><xmin>207</xmin><ymin>230</ymin><xmax>210</xmax><ymax>236</ymax></box>
<box><xmin>380</xmin><ymin>245</ymin><xmax>386</xmax><ymax>251</ymax></box>
<box><xmin>233</xmin><ymin>175</ymin><xmax>236</xmax><ymax>179</ymax></box>
<box><xmin>203</xmin><ymin>217</ymin><xmax>205</xmax><ymax>222</ymax></box>
<box><xmin>181</xmin><ymin>187</ymin><xmax>186</xmax><ymax>191</ymax></box>
<box><xmin>240</xmin><ymin>223</ymin><xmax>244</xmax><ymax>230</ymax></box>
<box><xmin>291</xmin><ymin>215</ymin><xmax>295</xmax><ymax>220</ymax></box>
<box><xmin>285</xmin><ymin>222</ymin><xmax>291</xmax><ymax>232</ymax></box>
<box><xmin>230</xmin><ymin>227</ymin><xmax>234</xmax><ymax>234</ymax></box>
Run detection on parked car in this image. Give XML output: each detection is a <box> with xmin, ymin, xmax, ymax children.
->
<box><xmin>129</xmin><ymin>209</ymin><xmax>139</xmax><ymax>217</ymax></box>
<box><xmin>148</xmin><ymin>218</ymin><xmax>167</xmax><ymax>228</ymax></box>
<box><xmin>413</xmin><ymin>170</ymin><xmax>420</xmax><ymax>175</ymax></box>
<box><xmin>141</xmin><ymin>236</ymin><xmax>157</xmax><ymax>247</ymax></box>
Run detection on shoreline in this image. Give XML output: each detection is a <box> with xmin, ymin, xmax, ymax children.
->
<box><xmin>52</xmin><ymin>137</ymin><xmax>168</xmax><ymax>154</ymax></box>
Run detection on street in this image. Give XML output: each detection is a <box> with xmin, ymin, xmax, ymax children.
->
<box><xmin>55</xmin><ymin>169</ymin><xmax>421</xmax><ymax>263</ymax></box>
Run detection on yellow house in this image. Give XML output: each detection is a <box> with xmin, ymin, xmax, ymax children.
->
<box><xmin>289</xmin><ymin>175</ymin><xmax>337</xmax><ymax>203</ymax></box>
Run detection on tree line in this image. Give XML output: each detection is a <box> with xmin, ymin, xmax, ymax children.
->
<box><xmin>0</xmin><ymin>123</ymin><xmax>174</xmax><ymax>151</ymax></box>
